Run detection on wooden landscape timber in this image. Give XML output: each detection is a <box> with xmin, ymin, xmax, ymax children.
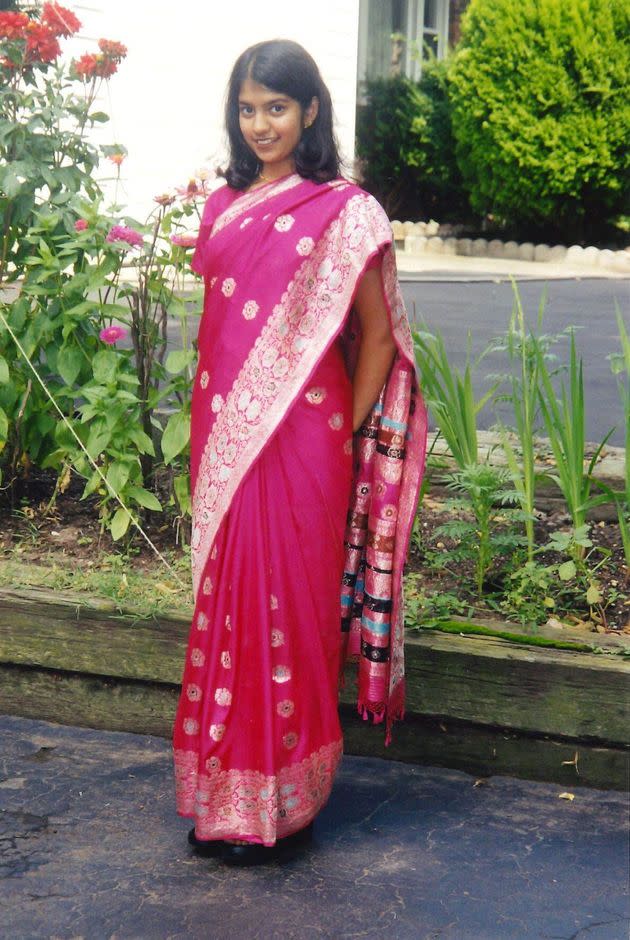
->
<box><xmin>0</xmin><ymin>586</ymin><xmax>628</xmax><ymax>790</ymax></box>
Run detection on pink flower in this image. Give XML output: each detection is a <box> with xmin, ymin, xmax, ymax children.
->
<box><xmin>105</xmin><ymin>225</ymin><xmax>143</xmax><ymax>248</ymax></box>
<box><xmin>99</xmin><ymin>325</ymin><xmax>127</xmax><ymax>345</ymax></box>
<box><xmin>171</xmin><ymin>233</ymin><xmax>197</xmax><ymax>248</ymax></box>
<box><xmin>154</xmin><ymin>193</ymin><xmax>175</xmax><ymax>207</ymax></box>
<box><xmin>74</xmin><ymin>219</ymin><xmax>88</xmax><ymax>232</ymax></box>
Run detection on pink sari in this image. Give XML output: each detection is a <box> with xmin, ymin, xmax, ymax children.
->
<box><xmin>172</xmin><ymin>174</ymin><xmax>427</xmax><ymax>845</ymax></box>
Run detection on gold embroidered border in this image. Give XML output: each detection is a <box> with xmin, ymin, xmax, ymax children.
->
<box><xmin>174</xmin><ymin>738</ymin><xmax>343</xmax><ymax>845</ymax></box>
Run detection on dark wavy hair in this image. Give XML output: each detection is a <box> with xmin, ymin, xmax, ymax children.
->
<box><xmin>222</xmin><ymin>39</ymin><xmax>342</xmax><ymax>190</ymax></box>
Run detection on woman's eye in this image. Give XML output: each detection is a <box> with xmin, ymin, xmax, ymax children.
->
<box><xmin>239</xmin><ymin>106</ymin><xmax>253</xmax><ymax>116</ymax></box>
<box><xmin>270</xmin><ymin>105</ymin><xmax>285</xmax><ymax>114</ymax></box>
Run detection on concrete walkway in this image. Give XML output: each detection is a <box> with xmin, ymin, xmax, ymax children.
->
<box><xmin>0</xmin><ymin>715</ymin><xmax>628</xmax><ymax>940</ymax></box>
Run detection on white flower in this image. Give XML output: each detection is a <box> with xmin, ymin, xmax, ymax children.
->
<box><xmin>296</xmin><ymin>236</ymin><xmax>314</xmax><ymax>256</ymax></box>
<box><xmin>306</xmin><ymin>387</ymin><xmax>327</xmax><ymax>405</ymax></box>
<box><xmin>274</xmin><ymin>214</ymin><xmax>295</xmax><ymax>232</ymax></box>
<box><xmin>221</xmin><ymin>277</ymin><xmax>236</xmax><ymax>297</ymax></box>
<box><xmin>199</xmin><ymin>370</ymin><xmax>209</xmax><ymax>389</ymax></box>
<box><xmin>214</xmin><ymin>687</ymin><xmax>232</xmax><ymax>706</ymax></box>
<box><xmin>183</xmin><ymin>718</ymin><xmax>199</xmax><ymax>735</ymax></box>
<box><xmin>220</xmin><ymin>651</ymin><xmax>231</xmax><ymax>669</ymax></box>
<box><xmin>209</xmin><ymin>723</ymin><xmax>225</xmax><ymax>741</ymax></box>
<box><xmin>186</xmin><ymin>683</ymin><xmax>202</xmax><ymax>702</ymax></box>
<box><xmin>242</xmin><ymin>300</ymin><xmax>259</xmax><ymax>320</ymax></box>
<box><xmin>190</xmin><ymin>648</ymin><xmax>205</xmax><ymax>667</ymax></box>
<box><xmin>272</xmin><ymin>665</ymin><xmax>291</xmax><ymax>684</ymax></box>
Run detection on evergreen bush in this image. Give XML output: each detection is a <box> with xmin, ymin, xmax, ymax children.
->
<box><xmin>356</xmin><ymin>61</ymin><xmax>467</xmax><ymax>220</ymax></box>
<box><xmin>449</xmin><ymin>0</ymin><xmax>630</xmax><ymax>240</ymax></box>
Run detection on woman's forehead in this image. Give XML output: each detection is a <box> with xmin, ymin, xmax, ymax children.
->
<box><xmin>238</xmin><ymin>78</ymin><xmax>292</xmax><ymax>103</ymax></box>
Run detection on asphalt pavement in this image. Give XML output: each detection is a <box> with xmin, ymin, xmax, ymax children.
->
<box><xmin>1</xmin><ymin>715</ymin><xmax>628</xmax><ymax>940</ymax></box>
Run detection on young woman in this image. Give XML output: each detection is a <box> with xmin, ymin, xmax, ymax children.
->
<box><xmin>172</xmin><ymin>39</ymin><xmax>427</xmax><ymax>866</ymax></box>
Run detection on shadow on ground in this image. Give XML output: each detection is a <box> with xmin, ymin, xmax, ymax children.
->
<box><xmin>0</xmin><ymin>715</ymin><xmax>628</xmax><ymax>940</ymax></box>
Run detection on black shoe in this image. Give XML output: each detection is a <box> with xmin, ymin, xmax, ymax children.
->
<box><xmin>188</xmin><ymin>826</ymin><xmax>224</xmax><ymax>858</ymax></box>
<box><xmin>220</xmin><ymin>822</ymin><xmax>314</xmax><ymax>867</ymax></box>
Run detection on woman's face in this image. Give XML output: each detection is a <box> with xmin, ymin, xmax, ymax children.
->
<box><xmin>238</xmin><ymin>78</ymin><xmax>318</xmax><ymax>179</ymax></box>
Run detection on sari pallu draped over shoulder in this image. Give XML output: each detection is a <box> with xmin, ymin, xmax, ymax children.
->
<box><xmin>173</xmin><ymin>176</ymin><xmax>428</xmax><ymax>844</ymax></box>
<box><xmin>188</xmin><ymin>174</ymin><xmax>427</xmax><ymax>745</ymax></box>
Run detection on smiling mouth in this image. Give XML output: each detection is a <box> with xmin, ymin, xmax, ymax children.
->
<box><xmin>254</xmin><ymin>137</ymin><xmax>277</xmax><ymax>145</ymax></box>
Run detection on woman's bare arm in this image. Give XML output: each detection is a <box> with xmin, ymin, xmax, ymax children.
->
<box><xmin>351</xmin><ymin>261</ymin><xmax>397</xmax><ymax>432</ymax></box>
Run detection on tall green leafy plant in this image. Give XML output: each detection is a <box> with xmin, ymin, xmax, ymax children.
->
<box><xmin>414</xmin><ymin>327</ymin><xmax>498</xmax><ymax>469</ymax></box>
<box><xmin>608</xmin><ymin>309</ymin><xmax>630</xmax><ymax>564</ymax></box>
<box><xmin>536</xmin><ymin>331</ymin><xmax>614</xmax><ymax>558</ymax></box>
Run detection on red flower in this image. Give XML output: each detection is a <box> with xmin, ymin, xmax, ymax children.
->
<box><xmin>98</xmin><ymin>38</ymin><xmax>127</xmax><ymax>61</ymax></box>
<box><xmin>74</xmin><ymin>219</ymin><xmax>88</xmax><ymax>232</ymax></box>
<box><xmin>99</xmin><ymin>325</ymin><xmax>127</xmax><ymax>345</ymax></box>
<box><xmin>24</xmin><ymin>22</ymin><xmax>60</xmax><ymax>65</ymax></box>
<box><xmin>108</xmin><ymin>153</ymin><xmax>125</xmax><ymax>166</ymax></box>
<box><xmin>0</xmin><ymin>11</ymin><xmax>28</xmax><ymax>40</ymax></box>
<box><xmin>73</xmin><ymin>50</ymin><xmax>119</xmax><ymax>79</ymax></box>
<box><xmin>41</xmin><ymin>2</ymin><xmax>81</xmax><ymax>38</ymax></box>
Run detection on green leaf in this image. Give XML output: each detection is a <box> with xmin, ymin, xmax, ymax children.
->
<box><xmin>85</xmin><ymin>424</ymin><xmax>111</xmax><ymax>459</ymax></box>
<box><xmin>110</xmin><ymin>507</ymin><xmax>131</xmax><ymax>541</ymax></box>
<box><xmin>92</xmin><ymin>349</ymin><xmax>118</xmax><ymax>384</ymax></box>
<box><xmin>127</xmin><ymin>485</ymin><xmax>162</xmax><ymax>512</ymax></box>
<box><xmin>57</xmin><ymin>344</ymin><xmax>83</xmax><ymax>386</ymax></box>
<box><xmin>0</xmin><ymin>354</ymin><xmax>8</xmax><ymax>385</ymax></box>
<box><xmin>0</xmin><ymin>405</ymin><xmax>8</xmax><ymax>450</ymax></box>
<box><xmin>161</xmin><ymin>411</ymin><xmax>190</xmax><ymax>465</ymax></box>
<box><xmin>558</xmin><ymin>560</ymin><xmax>576</xmax><ymax>581</ymax></box>
<box><xmin>128</xmin><ymin>426</ymin><xmax>155</xmax><ymax>456</ymax></box>
<box><xmin>165</xmin><ymin>349</ymin><xmax>195</xmax><ymax>374</ymax></box>
<box><xmin>174</xmin><ymin>473</ymin><xmax>191</xmax><ymax>515</ymax></box>
<box><xmin>106</xmin><ymin>461</ymin><xmax>131</xmax><ymax>494</ymax></box>
<box><xmin>586</xmin><ymin>583</ymin><xmax>602</xmax><ymax>606</ymax></box>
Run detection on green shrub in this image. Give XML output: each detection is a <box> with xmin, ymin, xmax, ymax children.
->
<box><xmin>356</xmin><ymin>61</ymin><xmax>467</xmax><ymax>220</ymax></box>
<box><xmin>449</xmin><ymin>0</ymin><xmax>630</xmax><ymax>239</ymax></box>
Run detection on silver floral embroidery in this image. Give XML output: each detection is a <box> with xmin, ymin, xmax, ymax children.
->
<box><xmin>186</xmin><ymin>683</ymin><xmax>202</xmax><ymax>702</ymax></box>
<box><xmin>296</xmin><ymin>236</ymin><xmax>314</xmax><ymax>256</ymax></box>
<box><xmin>183</xmin><ymin>718</ymin><xmax>199</xmax><ymax>735</ymax></box>
<box><xmin>271</xmin><ymin>628</ymin><xmax>284</xmax><ymax>647</ymax></box>
<box><xmin>270</xmin><ymin>594</ymin><xmax>278</xmax><ymax>610</ymax></box>
<box><xmin>221</xmin><ymin>277</ymin><xmax>236</xmax><ymax>297</ymax></box>
<box><xmin>272</xmin><ymin>665</ymin><xmax>291</xmax><ymax>684</ymax></box>
<box><xmin>205</xmin><ymin>755</ymin><xmax>221</xmax><ymax>771</ymax></box>
<box><xmin>242</xmin><ymin>300</ymin><xmax>259</xmax><ymax>320</ymax></box>
<box><xmin>277</xmin><ymin>700</ymin><xmax>295</xmax><ymax>717</ymax></box>
<box><xmin>202</xmin><ymin>577</ymin><xmax>213</xmax><ymax>595</ymax></box>
<box><xmin>209</xmin><ymin>724</ymin><xmax>225</xmax><ymax>742</ymax></box>
<box><xmin>211</xmin><ymin>394</ymin><xmax>224</xmax><ymax>414</ymax></box>
<box><xmin>214</xmin><ymin>688</ymin><xmax>232</xmax><ymax>706</ymax></box>
<box><xmin>200</xmin><ymin>370</ymin><xmax>209</xmax><ymax>389</ymax></box>
<box><xmin>343</xmin><ymin>437</ymin><xmax>353</xmax><ymax>455</ymax></box>
<box><xmin>225</xmin><ymin>614</ymin><xmax>231</xmax><ymax>631</ymax></box>
<box><xmin>328</xmin><ymin>412</ymin><xmax>344</xmax><ymax>430</ymax></box>
<box><xmin>305</xmin><ymin>386</ymin><xmax>327</xmax><ymax>404</ymax></box>
<box><xmin>196</xmin><ymin>611</ymin><xmax>208</xmax><ymax>630</ymax></box>
<box><xmin>210</xmin><ymin>276</ymin><xmax>217</xmax><ymax>288</ymax></box>
<box><xmin>220</xmin><ymin>651</ymin><xmax>231</xmax><ymax>669</ymax></box>
<box><xmin>282</xmin><ymin>731</ymin><xmax>298</xmax><ymax>749</ymax></box>
<box><xmin>274</xmin><ymin>214</ymin><xmax>294</xmax><ymax>231</ymax></box>
<box><xmin>190</xmin><ymin>648</ymin><xmax>205</xmax><ymax>667</ymax></box>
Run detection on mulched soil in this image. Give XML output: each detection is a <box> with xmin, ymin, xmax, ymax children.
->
<box><xmin>1</xmin><ymin>467</ymin><xmax>628</xmax><ymax>631</ymax></box>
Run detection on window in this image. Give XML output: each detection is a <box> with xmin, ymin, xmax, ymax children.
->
<box><xmin>357</xmin><ymin>0</ymin><xmax>450</xmax><ymax>88</ymax></box>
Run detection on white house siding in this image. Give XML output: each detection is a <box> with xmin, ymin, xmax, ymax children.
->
<box><xmin>62</xmin><ymin>2</ymin><xmax>360</xmax><ymax>220</ymax></box>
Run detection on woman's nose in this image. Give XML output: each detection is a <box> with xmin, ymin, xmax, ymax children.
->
<box><xmin>252</xmin><ymin>110</ymin><xmax>269</xmax><ymax>134</ymax></box>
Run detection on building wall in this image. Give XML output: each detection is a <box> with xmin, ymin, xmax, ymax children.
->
<box><xmin>65</xmin><ymin>2</ymin><xmax>360</xmax><ymax>219</ymax></box>
<box><xmin>448</xmin><ymin>0</ymin><xmax>470</xmax><ymax>48</ymax></box>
